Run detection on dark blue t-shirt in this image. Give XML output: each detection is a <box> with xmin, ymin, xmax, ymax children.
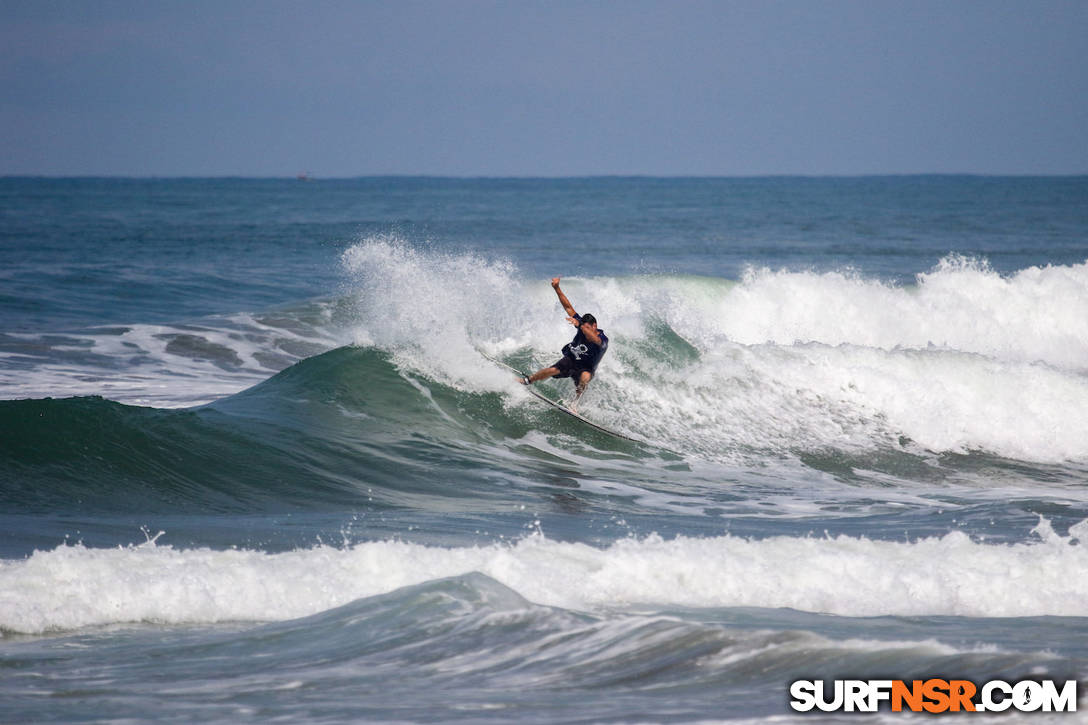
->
<box><xmin>562</xmin><ymin>316</ymin><xmax>608</xmax><ymax>372</ymax></box>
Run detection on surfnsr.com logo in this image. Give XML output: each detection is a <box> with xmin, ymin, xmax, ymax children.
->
<box><xmin>789</xmin><ymin>679</ymin><xmax>1079</xmax><ymax>713</ymax></box>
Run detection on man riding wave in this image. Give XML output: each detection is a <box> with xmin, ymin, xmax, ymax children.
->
<box><xmin>521</xmin><ymin>277</ymin><xmax>608</xmax><ymax>405</ymax></box>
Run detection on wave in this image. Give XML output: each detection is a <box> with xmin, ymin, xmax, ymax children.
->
<box><xmin>9</xmin><ymin>243</ymin><xmax>1088</xmax><ymax>412</ymax></box>
<box><xmin>339</xmin><ymin>240</ymin><xmax>1088</xmax><ymax>463</ymax></box>
<box><xmin>6</xmin><ymin>572</ymin><xmax>1079</xmax><ymax>725</ymax></box>
<box><xmin>228</xmin><ymin>574</ymin><xmax>1078</xmax><ymax>693</ymax></box>
<box><xmin>4</xmin><ymin>519</ymin><xmax>1088</xmax><ymax>635</ymax></box>
<box><xmin>5</xmin><ymin>343</ymin><xmax>1087</xmax><ymax>523</ymax></box>
<box><xmin>6</xmin><ymin>238</ymin><xmax>1088</xmax><ymax>520</ymax></box>
<box><xmin>0</xmin><ymin>347</ymin><xmax>560</xmax><ymax>514</ymax></box>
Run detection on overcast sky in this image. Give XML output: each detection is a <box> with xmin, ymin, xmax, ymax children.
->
<box><xmin>2</xmin><ymin>0</ymin><xmax>1085</xmax><ymax>177</ymax></box>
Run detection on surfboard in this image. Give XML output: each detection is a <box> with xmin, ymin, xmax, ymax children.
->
<box><xmin>523</xmin><ymin>386</ymin><xmax>643</xmax><ymax>442</ymax></box>
<box><xmin>479</xmin><ymin>351</ymin><xmax>642</xmax><ymax>443</ymax></box>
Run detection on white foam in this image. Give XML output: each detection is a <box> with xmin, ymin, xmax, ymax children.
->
<box><xmin>4</xmin><ymin>520</ymin><xmax>1087</xmax><ymax>634</ymax></box>
<box><xmin>706</xmin><ymin>256</ymin><xmax>1088</xmax><ymax>370</ymax></box>
<box><xmin>622</xmin><ymin>340</ymin><xmax>1088</xmax><ymax>462</ymax></box>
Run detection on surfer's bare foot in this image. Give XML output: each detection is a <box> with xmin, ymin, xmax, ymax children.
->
<box><xmin>518</xmin><ymin>376</ymin><xmax>530</xmax><ymax>385</ymax></box>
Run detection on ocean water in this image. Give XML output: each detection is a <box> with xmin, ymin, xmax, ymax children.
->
<box><xmin>2</xmin><ymin>176</ymin><xmax>1088</xmax><ymax>722</ymax></box>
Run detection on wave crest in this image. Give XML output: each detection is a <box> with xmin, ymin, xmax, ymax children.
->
<box><xmin>5</xmin><ymin>521</ymin><xmax>1087</xmax><ymax>634</ymax></box>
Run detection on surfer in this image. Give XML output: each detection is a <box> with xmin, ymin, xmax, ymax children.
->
<box><xmin>520</xmin><ymin>277</ymin><xmax>608</xmax><ymax>404</ymax></box>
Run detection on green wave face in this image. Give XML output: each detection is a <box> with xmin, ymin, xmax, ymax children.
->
<box><xmin>0</xmin><ymin>347</ymin><xmax>661</xmax><ymax>516</ymax></box>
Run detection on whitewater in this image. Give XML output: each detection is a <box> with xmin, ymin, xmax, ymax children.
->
<box><xmin>5</xmin><ymin>519</ymin><xmax>1088</xmax><ymax>635</ymax></box>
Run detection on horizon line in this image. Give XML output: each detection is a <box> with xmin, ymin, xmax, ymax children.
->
<box><xmin>4</xmin><ymin>172</ymin><xmax>1088</xmax><ymax>181</ymax></box>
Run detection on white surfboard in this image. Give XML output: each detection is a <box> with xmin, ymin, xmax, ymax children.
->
<box><xmin>479</xmin><ymin>351</ymin><xmax>642</xmax><ymax>443</ymax></box>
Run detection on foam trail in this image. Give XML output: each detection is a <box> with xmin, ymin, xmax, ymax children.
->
<box><xmin>4</xmin><ymin>520</ymin><xmax>1088</xmax><ymax>634</ymax></box>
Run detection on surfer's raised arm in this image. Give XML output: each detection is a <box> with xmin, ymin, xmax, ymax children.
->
<box><xmin>551</xmin><ymin>277</ymin><xmax>601</xmax><ymax>344</ymax></box>
<box><xmin>551</xmin><ymin>277</ymin><xmax>578</xmax><ymax>320</ymax></box>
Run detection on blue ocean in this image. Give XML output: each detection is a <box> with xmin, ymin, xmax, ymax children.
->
<box><xmin>2</xmin><ymin>176</ymin><xmax>1088</xmax><ymax>722</ymax></box>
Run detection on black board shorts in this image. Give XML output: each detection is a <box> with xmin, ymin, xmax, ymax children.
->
<box><xmin>551</xmin><ymin>355</ymin><xmax>593</xmax><ymax>379</ymax></box>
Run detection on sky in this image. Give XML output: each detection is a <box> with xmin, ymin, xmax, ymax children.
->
<box><xmin>1</xmin><ymin>0</ymin><xmax>1086</xmax><ymax>177</ymax></box>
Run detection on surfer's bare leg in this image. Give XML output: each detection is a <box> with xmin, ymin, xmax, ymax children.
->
<box><xmin>521</xmin><ymin>366</ymin><xmax>559</xmax><ymax>384</ymax></box>
<box><xmin>573</xmin><ymin>371</ymin><xmax>593</xmax><ymax>404</ymax></box>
